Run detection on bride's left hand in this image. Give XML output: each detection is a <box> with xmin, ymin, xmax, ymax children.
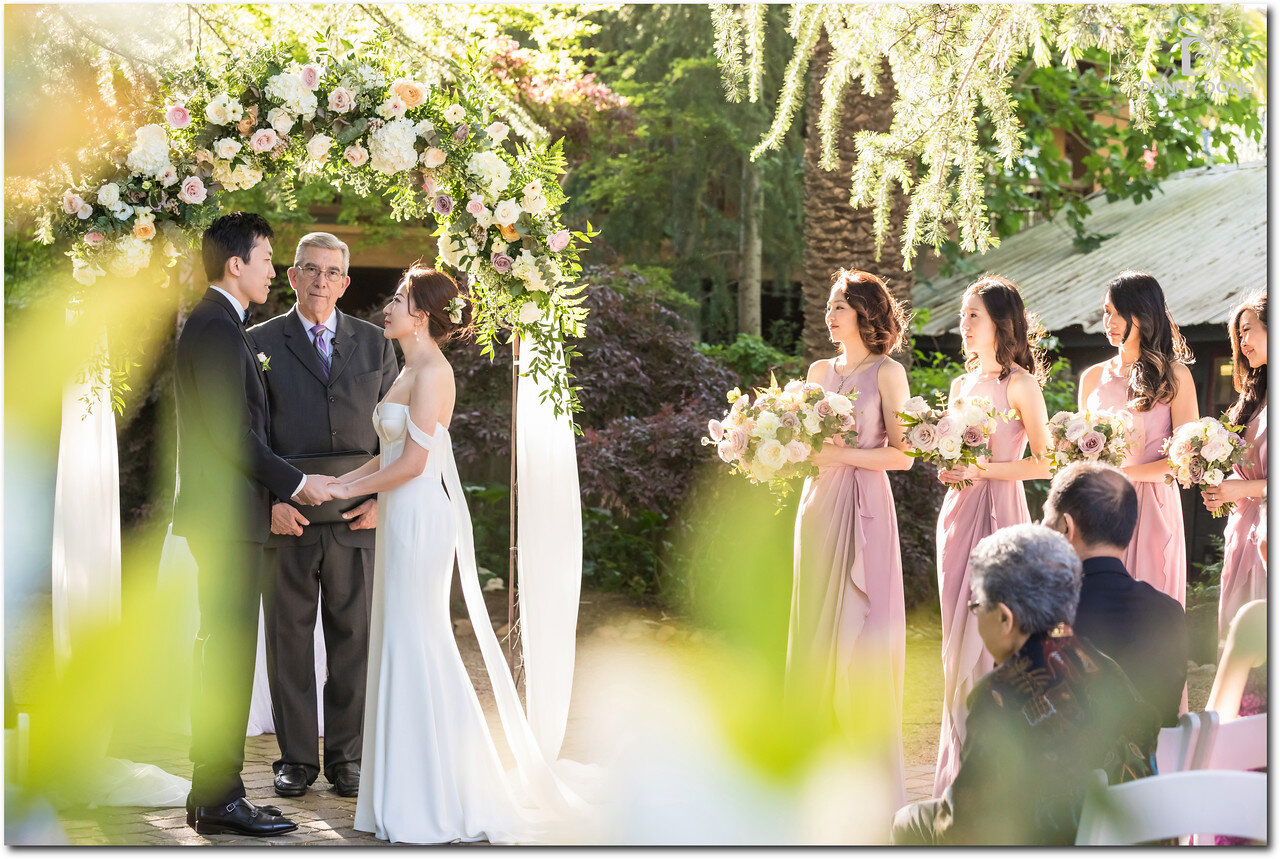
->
<box><xmin>330</xmin><ymin>481</ymin><xmax>353</xmax><ymax>501</ymax></box>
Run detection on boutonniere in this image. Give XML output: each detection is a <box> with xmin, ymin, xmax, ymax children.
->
<box><xmin>257</xmin><ymin>351</ymin><xmax>271</xmax><ymax>372</ymax></box>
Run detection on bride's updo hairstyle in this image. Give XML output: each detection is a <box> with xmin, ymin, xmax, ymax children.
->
<box><xmin>401</xmin><ymin>264</ymin><xmax>474</xmax><ymax>343</ymax></box>
<box><xmin>833</xmin><ymin>268</ymin><xmax>910</xmax><ymax>355</ymax></box>
<box><xmin>962</xmin><ymin>274</ymin><xmax>1050</xmax><ymax>386</ymax></box>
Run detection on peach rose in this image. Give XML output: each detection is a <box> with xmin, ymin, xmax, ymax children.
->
<box><xmin>327</xmin><ymin>87</ymin><xmax>355</xmax><ymax>113</ymax></box>
<box><xmin>498</xmin><ymin>223</ymin><xmax>519</xmax><ymax>242</ymax></box>
<box><xmin>235</xmin><ymin>104</ymin><xmax>258</xmax><ymax>137</ymax></box>
<box><xmin>133</xmin><ymin>220</ymin><xmax>157</xmax><ymax>240</ymax></box>
<box><xmin>393</xmin><ymin>79</ymin><xmax>427</xmax><ymax>107</ymax></box>
<box><xmin>344</xmin><ymin>144</ymin><xmax>369</xmax><ymax>167</ymax></box>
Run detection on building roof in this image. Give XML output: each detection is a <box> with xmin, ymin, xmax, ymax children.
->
<box><xmin>913</xmin><ymin>161</ymin><xmax>1267</xmax><ymax>337</ymax></box>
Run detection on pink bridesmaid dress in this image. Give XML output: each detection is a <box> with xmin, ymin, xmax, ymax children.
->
<box><xmin>1219</xmin><ymin>404</ymin><xmax>1267</xmax><ymax>635</ymax></box>
<box><xmin>1086</xmin><ymin>357</ymin><xmax>1187</xmax><ymax>605</ymax></box>
<box><xmin>789</xmin><ymin>356</ymin><xmax>906</xmax><ymax>811</ymax></box>
<box><xmin>932</xmin><ymin>373</ymin><xmax>1030</xmax><ymax>798</ymax></box>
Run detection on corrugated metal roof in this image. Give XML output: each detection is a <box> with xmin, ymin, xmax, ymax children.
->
<box><xmin>914</xmin><ymin>161</ymin><xmax>1267</xmax><ymax>337</ymax></box>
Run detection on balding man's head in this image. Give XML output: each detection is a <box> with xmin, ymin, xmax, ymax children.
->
<box><xmin>1042</xmin><ymin>461</ymin><xmax>1137</xmax><ymax>551</ymax></box>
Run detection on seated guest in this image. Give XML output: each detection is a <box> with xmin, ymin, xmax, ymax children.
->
<box><xmin>892</xmin><ymin>524</ymin><xmax>1159</xmax><ymax>846</ymax></box>
<box><xmin>1041</xmin><ymin>461</ymin><xmax>1189</xmax><ymax>727</ymax></box>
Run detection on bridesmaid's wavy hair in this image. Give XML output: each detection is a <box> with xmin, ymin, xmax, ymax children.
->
<box><xmin>400</xmin><ymin>264</ymin><xmax>474</xmax><ymax>344</ymax></box>
<box><xmin>1227</xmin><ymin>290</ymin><xmax>1267</xmax><ymax>427</ymax></box>
<box><xmin>1105</xmin><ymin>270</ymin><xmax>1194</xmax><ymax>413</ymax></box>
<box><xmin>962</xmin><ymin>274</ymin><xmax>1049</xmax><ymax>387</ymax></box>
<box><xmin>832</xmin><ymin>269</ymin><xmax>910</xmax><ymax>355</ymax></box>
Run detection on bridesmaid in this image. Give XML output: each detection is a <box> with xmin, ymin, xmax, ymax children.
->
<box><xmin>789</xmin><ymin>269</ymin><xmax>913</xmax><ymax>810</ymax></box>
<box><xmin>1204</xmin><ymin>291</ymin><xmax>1267</xmax><ymax>637</ymax></box>
<box><xmin>931</xmin><ymin>275</ymin><xmax>1052</xmax><ymax>798</ymax></box>
<box><xmin>1079</xmin><ymin>271</ymin><xmax>1198</xmax><ymax>604</ymax></box>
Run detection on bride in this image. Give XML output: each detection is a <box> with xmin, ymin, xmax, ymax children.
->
<box><xmin>331</xmin><ymin>266</ymin><xmax>583</xmax><ymax>844</ymax></box>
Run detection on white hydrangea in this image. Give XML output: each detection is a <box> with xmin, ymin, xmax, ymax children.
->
<box><xmin>465</xmin><ymin>150</ymin><xmax>511</xmax><ymax>195</ymax></box>
<box><xmin>126</xmin><ymin>124</ymin><xmax>173</xmax><ymax>179</ymax></box>
<box><xmin>368</xmin><ymin>117</ymin><xmax>418</xmax><ymax>175</ymax></box>
<box><xmin>109</xmin><ymin>235</ymin><xmax>153</xmax><ymax>278</ymax></box>
<box><xmin>356</xmin><ymin>64</ymin><xmax>386</xmax><ymax>91</ymax></box>
<box><xmin>265</xmin><ymin>72</ymin><xmax>318</xmax><ymax>119</ymax></box>
<box><xmin>511</xmin><ymin>249</ymin><xmax>548</xmax><ymax>292</ymax></box>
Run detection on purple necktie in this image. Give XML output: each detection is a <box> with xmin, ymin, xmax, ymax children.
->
<box><xmin>311</xmin><ymin>323</ymin><xmax>331</xmax><ymax>379</ymax></box>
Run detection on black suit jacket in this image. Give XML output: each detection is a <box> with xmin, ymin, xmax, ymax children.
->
<box><xmin>1073</xmin><ymin>555</ymin><xmax>1189</xmax><ymax>728</ymax></box>
<box><xmin>249</xmin><ymin>306</ymin><xmax>400</xmax><ymax>549</ymax></box>
<box><xmin>173</xmin><ymin>288</ymin><xmax>304</xmax><ymax>544</ymax></box>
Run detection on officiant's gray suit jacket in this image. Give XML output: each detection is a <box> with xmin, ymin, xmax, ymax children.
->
<box><xmin>248</xmin><ymin>306</ymin><xmax>400</xmax><ymax>549</ymax></box>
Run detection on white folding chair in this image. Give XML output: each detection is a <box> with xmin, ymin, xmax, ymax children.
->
<box><xmin>1193</xmin><ymin>710</ymin><xmax>1267</xmax><ymax>772</ymax></box>
<box><xmin>1154</xmin><ymin>711</ymin><xmax>1201</xmax><ymax>774</ymax></box>
<box><xmin>1075</xmin><ymin>769</ymin><xmax>1267</xmax><ymax>845</ymax></box>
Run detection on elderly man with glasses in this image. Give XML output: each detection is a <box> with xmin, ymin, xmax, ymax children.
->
<box><xmin>891</xmin><ymin>524</ymin><xmax>1160</xmax><ymax>846</ymax></box>
<box><xmin>248</xmin><ymin>232</ymin><xmax>399</xmax><ymax>800</ymax></box>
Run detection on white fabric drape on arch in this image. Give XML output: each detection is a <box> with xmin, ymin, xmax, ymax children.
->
<box><xmin>51</xmin><ymin>326</ymin><xmax>189</xmax><ymax>808</ymax></box>
<box><xmin>515</xmin><ymin>334</ymin><xmax>583</xmax><ymax>760</ymax></box>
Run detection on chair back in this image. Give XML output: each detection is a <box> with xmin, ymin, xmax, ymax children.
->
<box><xmin>1193</xmin><ymin>711</ymin><xmax>1267</xmax><ymax>772</ymax></box>
<box><xmin>1154</xmin><ymin>711</ymin><xmax>1200</xmax><ymax>774</ymax></box>
<box><xmin>1075</xmin><ymin>769</ymin><xmax>1267</xmax><ymax>845</ymax></box>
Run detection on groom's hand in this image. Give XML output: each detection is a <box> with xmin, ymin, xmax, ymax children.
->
<box><xmin>342</xmin><ymin>498</ymin><xmax>378</xmax><ymax>531</ymax></box>
<box><xmin>270</xmin><ymin>502</ymin><xmax>310</xmax><ymax>536</ymax></box>
<box><xmin>295</xmin><ymin>474</ymin><xmax>337</xmax><ymax>505</ymax></box>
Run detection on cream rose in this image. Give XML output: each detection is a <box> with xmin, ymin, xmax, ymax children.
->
<box><xmin>97</xmin><ymin>183</ymin><xmax>120</xmax><ymax>208</ymax></box>
<box><xmin>785</xmin><ymin>440</ymin><xmax>811</xmax><ymax>463</ymax></box>
<box><xmin>267</xmin><ymin>108</ymin><xmax>295</xmax><ymax>135</ymax></box>
<box><xmin>443</xmin><ymin>103</ymin><xmax>466</xmax><ymax>123</ymax></box>
<box><xmin>344</xmin><ymin>144</ymin><xmax>369</xmax><ymax>167</ymax></box>
<box><xmin>937</xmin><ymin>436</ymin><xmax>962</xmax><ymax>460</ymax></box>
<box><xmin>493</xmin><ymin>199</ymin><xmax>522</xmax><ymax>227</ymax></box>
<box><xmin>756</xmin><ymin>439</ymin><xmax>789</xmax><ymax>471</ymax></box>
<box><xmin>518</xmin><ymin>301</ymin><xmax>542</xmax><ymax>325</ymax></box>
<box><xmin>421</xmin><ymin>147</ymin><xmax>446</xmax><ymax>168</ymax></box>
<box><xmin>486</xmin><ymin>121</ymin><xmax>509</xmax><ymax>142</ymax></box>
<box><xmin>213</xmin><ymin>137</ymin><xmax>242</xmax><ymax>160</ymax></box>
<box><xmin>306</xmin><ymin>134</ymin><xmax>333</xmax><ymax>161</ymax></box>
<box><xmin>327</xmin><ymin>87</ymin><xmax>355</xmax><ymax>114</ymax></box>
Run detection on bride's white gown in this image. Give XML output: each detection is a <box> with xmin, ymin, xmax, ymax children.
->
<box><xmin>354</xmin><ymin>403</ymin><xmax>584</xmax><ymax>844</ymax></box>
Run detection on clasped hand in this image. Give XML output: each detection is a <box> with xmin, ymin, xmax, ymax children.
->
<box><xmin>937</xmin><ymin>460</ymin><xmax>985</xmax><ymax>485</ymax></box>
<box><xmin>295</xmin><ymin>473</ymin><xmax>341</xmax><ymax>505</ymax></box>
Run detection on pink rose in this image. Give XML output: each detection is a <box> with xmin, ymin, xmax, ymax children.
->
<box><xmin>328</xmin><ymin>87</ymin><xmax>355</xmax><ymax>113</ymax></box>
<box><xmin>300</xmin><ymin>64</ymin><xmax>322</xmax><ymax>90</ymax></box>
<box><xmin>962</xmin><ymin>425</ymin><xmax>985</xmax><ymax>446</ymax></box>
<box><xmin>840</xmin><ymin>412</ymin><xmax>856</xmax><ymax>432</ymax></box>
<box><xmin>466</xmin><ymin>197</ymin><xmax>486</xmax><ymax>216</ymax></box>
<box><xmin>814</xmin><ymin>399</ymin><xmax>834</xmax><ymax>418</ymax></box>
<box><xmin>784</xmin><ymin>380</ymin><xmax>803</xmax><ymax>393</ymax></box>
<box><xmin>1078</xmin><ymin>430</ymin><xmax>1106</xmax><ymax>457</ymax></box>
<box><xmin>716</xmin><ymin>439</ymin><xmax>735</xmax><ymax>463</ymax></box>
<box><xmin>548</xmin><ymin>230</ymin><xmax>571</xmax><ymax>252</ymax></box>
<box><xmin>935</xmin><ymin>415</ymin><xmax>960</xmax><ymax>439</ymax></box>
<box><xmin>62</xmin><ymin>191</ymin><xmax>84</xmax><ymax>215</ymax></box>
<box><xmin>344</xmin><ymin>144</ymin><xmax>369</xmax><ymax>167</ymax></box>
<box><xmin>490</xmin><ymin>252</ymin><xmax>513</xmax><ymax>273</ymax></box>
<box><xmin>707</xmin><ymin>419</ymin><xmax>725</xmax><ymax>443</ymax></box>
<box><xmin>178</xmin><ymin>176</ymin><xmax>207</xmax><ymax>205</ymax></box>
<box><xmin>908</xmin><ymin>422</ymin><xmax>937</xmax><ymax>452</ymax></box>
<box><xmin>249</xmin><ymin>128</ymin><xmax>279</xmax><ymax>153</ymax></box>
<box><xmin>728</xmin><ymin>427</ymin><xmax>748</xmax><ymax>455</ymax></box>
<box><xmin>785</xmin><ymin>440</ymin><xmax>810</xmax><ymax>463</ymax></box>
<box><xmin>165</xmin><ymin>104</ymin><xmax>192</xmax><ymax>129</ymax></box>
<box><xmin>84</xmin><ymin>232</ymin><xmax>105</xmax><ymax>247</ymax></box>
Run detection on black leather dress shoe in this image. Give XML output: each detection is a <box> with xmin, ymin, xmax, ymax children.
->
<box><xmin>274</xmin><ymin>764</ymin><xmax>308</xmax><ymax>797</ymax></box>
<box><xmin>190</xmin><ymin>798</ymin><xmax>298</xmax><ymax>836</ymax></box>
<box><xmin>187</xmin><ymin>803</ymin><xmax>281</xmax><ymax>827</ymax></box>
<box><xmin>329</xmin><ymin>762</ymin><xmax>360</xmax><ymax>797</ymax></box>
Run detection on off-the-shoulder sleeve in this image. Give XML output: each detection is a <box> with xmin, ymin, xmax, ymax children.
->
<box><xmin>406</xmin><ymin>415</ymin><xmax>445</xmax><ymax>450</ymax></box>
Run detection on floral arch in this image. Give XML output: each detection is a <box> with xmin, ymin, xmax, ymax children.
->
<box><xmin>41</xmin><ymin>39</ymin><xmax>593</xmax><ymax>416</ymax></box>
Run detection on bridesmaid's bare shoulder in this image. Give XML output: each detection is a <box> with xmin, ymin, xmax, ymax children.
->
<box><xmin>806</xmin><ymin>357</ymin><xmax>835</xmax><ymax>384</ymax></box>
<box><xmin>1078</xmin><ymin>361</ymin><xmax>1107</xmax><ymax>389</ymax></box>
<box><xmin>875</xmin><ymin>354</ymin><xmax>909</xmax><ymax>385</ymax></box>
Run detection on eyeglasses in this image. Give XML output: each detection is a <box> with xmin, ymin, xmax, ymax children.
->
<box><xmin>295</xmin><ymin>263</ymin><xmax>346</xmax><ymax>282</ymax></box>
<box><xmin>967</xmin><ymin>599</ymin><xmax>985</xmax><ymax>614</ymax></box>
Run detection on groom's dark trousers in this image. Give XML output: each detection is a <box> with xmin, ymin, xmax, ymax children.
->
<box><xmin>173</xmin><ymin>288</ymin><xmax>304</xmax><ymax>808</ymax></box>
<box><xmin>250</xmin><ymin>306</ymin><xmax>398</xmax><ymax>785</ymax></box>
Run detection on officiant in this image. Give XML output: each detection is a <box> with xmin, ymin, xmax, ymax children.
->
<box><xmin>249</xmin><ymin>231</ymin><xmax>399</xmax><ymax>799</ymax></box>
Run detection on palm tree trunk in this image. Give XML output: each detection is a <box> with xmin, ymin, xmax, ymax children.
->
<box><xmin>801</xmin><ymin>31</ymin><xmax>914</xmax><ymax>365</ymax></box>
<box><xmin>738</xmin><ymin>155</ymin><xmax>763</xmax><ymax>337</ymax></box>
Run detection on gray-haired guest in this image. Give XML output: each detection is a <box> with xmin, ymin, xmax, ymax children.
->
<box><xmin>1043</xmin><ymin>461</ymin><xmax>1188</xmax><ymax>728</ymax></box>
<box><xmin>891</xmin><ymin>524</ymin><xmax>1160</xmax><ymax>846</ymax></box>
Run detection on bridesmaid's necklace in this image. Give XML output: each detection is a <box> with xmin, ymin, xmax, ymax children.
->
<box><xmin>834</xmin><ymin>351</ymin><xmax>873</xmax><ymax>393</ymax></box>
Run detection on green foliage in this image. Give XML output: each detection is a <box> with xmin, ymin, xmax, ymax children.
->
<box><xmin>566</xmin><ymin>5</ymin><xmax>805</xmax><ymax>343</ymax></box>
<box><xmin>1191</xmin><ymin>533</ymin><xmax>1227</xmax><ymax>592</ymax></box>
<box><xmin>713</xmin><ymin>4</ymin><xmax>1265</xmax><ymax>268</ymax></box>
<box><xmin>696</xmin><ymin>333</ymin><xmax>804</xmax><ymax>390</ymax></box>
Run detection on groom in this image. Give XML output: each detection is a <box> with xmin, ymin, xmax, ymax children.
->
<box><xmin>173</xmin><ymin>212</ymin><xmax>335</xmax><ymax>836</ymax></box>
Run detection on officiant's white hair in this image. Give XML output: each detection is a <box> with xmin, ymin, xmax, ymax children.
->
<box><xmin>294</xmin><ymin>231</ymin><xmax>350</xmax><ymax>273</ymax></box>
